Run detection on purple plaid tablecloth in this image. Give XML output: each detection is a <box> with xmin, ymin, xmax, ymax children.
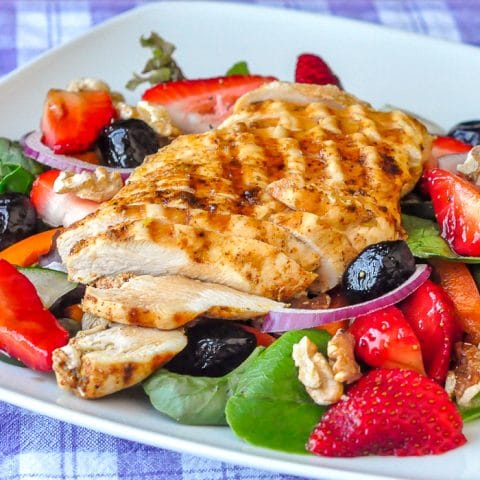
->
<box><xmin>0</xmin><ymin>1</ymin><xmax>479</xmax><ymax>479</ymax></box>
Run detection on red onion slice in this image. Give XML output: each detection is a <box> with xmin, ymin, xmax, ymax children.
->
<box><xmin>22</xmin><ymin>131</ymin><xmax>133</xmax><ymax>180</ymax></box>
<box><xmin>438</xmin><ymin>153</ymin><xmax>469</xmax><ymax>173</ymax></box>
<box><xmin>262</xmin><ymin>264</ymin><xmax>431</xmax><ymax>333</ymax></box>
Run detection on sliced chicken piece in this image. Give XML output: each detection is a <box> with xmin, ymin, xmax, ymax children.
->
<box><xmin>64</xmin><ymin>219</ymin><xmax>316</xmax><ymax>300</ymax></box>
<box><xmin>52</xmin><ymin>323</ymin><xmax>186</xmax><ymax>399</ymax></box>
<box><xmin>57</xmin><ymin>204</ymin><xmax>320</xmax><ymax>272</ymax></box>
<box><xmin>82</xmin><ymin>274</ymin><xmax>284</xmax><ymax>329</ymax></box>
<box><xmin>59</xmin><ymin>82</ymin><xmax>432</xmax><ymax>294</ymax></box>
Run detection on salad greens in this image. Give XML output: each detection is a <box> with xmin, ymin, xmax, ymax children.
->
<box><xmin>226</xmin><ymin>61</ymin><xmax>250</xmax><ymax>76</ymax></box>
<box><xmin>0</xmin><ymin>138</ymin><xmax>43</xmax><ymax>194</ymax></box>
<box><xmin>459</xmin><ymin>394</ymin><xmax>480</xmax><ymax>423</ymax></box>
<box><xmin>143</xmin><ymin>347</ymin><xmax>264</xmax><ymax>425</ymax></box>
<box><xmin>403</xmin><ymin>214</ymin><xmax>480</xmax><ymax>263</ymax></box>
<box><xmin>226</xmin><ymin>329</ymin><xmax>330</xmax><ymax>454</ymax></box>
<box><xmin>126</xmin><ymin>32</ymin><xmax>184</xmax><ymax>91</ymax></box>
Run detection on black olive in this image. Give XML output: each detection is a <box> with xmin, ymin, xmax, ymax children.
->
<box><xmin>97</xmin><ymin>118</ymin><xmax>167</xmax><ymax>168</ymax></box>
<box><xmin>448</xmin><ymin>120</ymin><xmax>480</xmax><ymax>146</ymax></box>
<box><xmin>0</xmin><ymin>193</ymin><xmax>37</xmax><ymax>250</ymax></box>
<box><xmin>165</xmin><ymin>320</ymin><xmax>256</xmax><ymax>377</ymax></box>
<box><xmin>342</xmin><ymin>240</ymin><xmax>416</xmax><ymax>304</ymax></box>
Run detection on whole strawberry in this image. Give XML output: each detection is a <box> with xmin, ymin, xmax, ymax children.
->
<box><xmin>307</xmin><ymin>368</ymin><xmax>466</xmax><ymax>457</ymax></box>
<box><xmin>295</xmin><ymin>53</ymin><xmax>342</xmax><ymax>87</ymax></box>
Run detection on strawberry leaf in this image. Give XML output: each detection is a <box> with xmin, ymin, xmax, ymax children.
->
<box><xmin>226</xmin><ymin>61</ymin><xmax>250</xmax><ymax>76</ymax></box>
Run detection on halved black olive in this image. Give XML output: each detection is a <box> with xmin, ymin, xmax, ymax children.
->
<box><xmin>342</xmin><ymin>240</ymin><xmax>416</xmax><ymax>304</ymax></box>
<box><xmin>165</xmin><ymin>320</ymin><xmax>256</xmax><ymax>377</ymax></box>
<box><xmin>448</xmin><ymin>120</ymin><xmax>480</xmax><ymax>146</ymax></box>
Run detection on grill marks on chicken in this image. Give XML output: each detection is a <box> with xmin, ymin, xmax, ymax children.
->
<box><xmin>65</xmin><ymin>219</ymin><xmax>315</xmax><ymax>300</ymax></box>
<box><xmin>59</xmin><ymin>82</ymin><xmax>432</xmax><ymax>301</ymax></box>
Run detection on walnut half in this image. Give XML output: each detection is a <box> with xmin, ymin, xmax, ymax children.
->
<box><xmin>327</xmin><ymin>329</ymin><xmax>362</xmax><ymax>384</ymax></box>
<box><xmin>292</xmin><ymin>336</ymin><xmax>343</xmax><ymax>405</ymax></box>
<box><xmin>447</xmin><ymin>342</ymin><xmax>480</xmax><ymax>407</ymax></box>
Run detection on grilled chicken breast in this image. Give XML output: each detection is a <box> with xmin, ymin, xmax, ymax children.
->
<box><xmin>82</xmin><ymin>274</ymin><xmax>285</xmax><ymax>329</ymax></box>
<box><xmin>58</xmin><ymin>82</ymin><xmax>432</xmax><ymax>297</ymax></box>
<box><xmin>52</xmin><ymin>322</ymin><xmax>186</xmax><ymax>398</ymax></box>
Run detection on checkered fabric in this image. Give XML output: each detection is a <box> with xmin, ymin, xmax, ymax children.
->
<box><xmin>0</xmin><ymin>1</ymin><xmax>478</xmax><ymax>479</ymax></box>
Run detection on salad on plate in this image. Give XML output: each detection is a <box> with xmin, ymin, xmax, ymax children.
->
<box><xmin>2</xmin><ymin>32</ymin><xmax>480</xmax><ymax>459</ymax></box>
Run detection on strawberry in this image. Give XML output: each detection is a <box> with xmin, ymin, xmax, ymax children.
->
<box><xmin>41</xmin><ymin>89</ymin><xmax>115</xmax><ymax>154</ymax></box>
<box><xmin>30</xmin><ymin>170</ymin><xmax>99</xmax><ymax>227</ymax></box>
<box><xmin>142</xmin><ymin>75</ymin><xmax>275</xmax><ymax>133</ymax></box>
<box><xmin>307</xmin><ymin>368</ymin><xmax>466</xmax><ymax>457</ymax></box>
<box><xmin>294</xmin><ymin>53</ymin><xmax>341</xmax><ymax>87</ymax></box>
<box><xmin>424</xmin><ymin>168</ymin><xmax>480</xmax><ymax>256</ymax></box>
<box><xmin>399</xmin><ymin>280</ymin><xmax>461</xmax><ymax>385</ymax></box>
<box><xmin>431</xmin><ymin>136</ymin><xmax>472</xmax><ymax>162</ymax></box>
<box><xmin>348</xmin><ymin>306</ymin><xmax>425</xmax><ymax>375</ymax></box>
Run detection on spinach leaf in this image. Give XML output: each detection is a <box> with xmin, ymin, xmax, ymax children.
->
<box><xmin>0</xmin><ymin>138</ymin><xmax>44</xmax><ymax>176</ymax></box>
<box><xmin>226</xmin><ymin>61</ymin><xmax>250</xmax><ymax>76</ymax></box>
<box><xmin>0</xmin><ymin>138</ymin><xmax>43</xmax><ymax>194</ymax></box>
<box><xmin>402</xmin><ymin>214</ymin><xmax>480</xmax><ymax>263</ymax></box>
<box><xmin>225</xmin><ymin>329</ymin><xmax>330</xmax><ymax>454</ymax></box>
<box><xmin>143</xmin><ymin>347</ymin><xmax>264</xmax><ymax>425</ymax></box>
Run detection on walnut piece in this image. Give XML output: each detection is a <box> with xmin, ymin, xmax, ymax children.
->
<box><xmin>53</xmin><ymin>167</ymin><xmax>123</xmax><ymax>203</ymax></box>
<box><xmin>114</xmin><ymin>100</ymin><xmax>180</xmax><ymax>137</ymax></box>
<box><xmin>457</xmin><ymin>146</ymin><xmax>480</xmax><ymax>184</ymax></box>
<box><xmin>292</xmin><ymin>336</ymin><xmax>343</xmax><ymax>405</ymax></box>
<box><xmin>327</xmin><ymin>329</ymin><xmax>362</xmax><ymax>384</ymax></box>
<box><xmin>449</xmin><ymin>342</ymin><xmax>480</xmax><ymax>407</ymax></box>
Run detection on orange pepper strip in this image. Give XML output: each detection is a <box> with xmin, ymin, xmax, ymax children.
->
<box><xmin>63</xmin><ymin>304</ymin><xmax>84</xmax><ymax>323</ymax></box>
<box><xmin>236</xmin><ymin>323</ymin><xmax>275</xmax><ymax>347</ymax></box>
<box><xmin>429</xmin><ymin>259</ymin><xmax>480</xmax><ymax>344</ymax></box>
<box><xmin>0</xmin><ymin>229</ymin><xmax>60</xmax><ymax>267</ymax></box>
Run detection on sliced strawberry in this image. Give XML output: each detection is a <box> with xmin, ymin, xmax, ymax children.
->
<box><xmin>399</xmin><ymin>280</ymin><xmax>461</xmax><ymax>385</ymax></box>
<box><xmin>142</xmin><ymin>75</ymin><xmax>275</xmax><ymax>133</ymax></box>
<box><xmin>41</xmin><ymin>89</ymin><xmax>115</xmax><ymax>154</ymax></box>
<box><xmin>348</xmin><ymin>306</ymin><xmax>425</xmax><ymax>375</ymax></box>
<box><xmin>424</xmin><ymin>168</ymin><xmax>480</xmax><ymax>256</ymax></box>
<box><xmin>294</xmin><ymin>53</ymin><xmax>341</xmax><ymax>87</ymax></box>
<box><xmin>30</xmin><ymin>170</ymin><xmax>99</xmax><ymax>227</ymax></box>
<box><xmin>428</xmin><ymin>136</ymin><xmax>472</xmax><ymax>168</ymax></box>
<box><xmin>307</xmin><ymin>368</ymin><xmax>466</xmax><ymax>457</ymax></box>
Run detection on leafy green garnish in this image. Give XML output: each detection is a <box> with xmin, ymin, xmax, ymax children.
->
<box><xmin>226</xmin><ymin>61</ymin><xmax>250</xmax><ymax>76</ymax></box>
<box><xmin>126</xmin><ymin>32</ymin><xmax>184</xmax><ymax>91</ymax></box>
<box><xmin>143</xmin><ymin>347</ymin><xmax>264</xmax><ymax>425</ymax></box>
<box><xmin>458</xmin><ymin>391</ymin><xmax>480</xmax><ymax>422</ymax></box>
<box><xmin>0</xmin><ymin>138</ymin><xmax>44</xmax><ymax>194</ymax></box>
<box><xmin>402</xmin><ymin>214</ymin><xmax>480</xmax><ymax>263</ymax></box>
<box><xmin>225</xmin><ymin>329</ymin><xmax>330</xmax><ymax>454</ymax></box>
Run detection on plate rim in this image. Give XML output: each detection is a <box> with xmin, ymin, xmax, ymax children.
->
<box><xmin>1</xmin><ymin>2</ymin><xmax>479</xmax><ymax>479</ymax></box>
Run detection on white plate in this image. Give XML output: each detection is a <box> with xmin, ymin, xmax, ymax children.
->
<box><xmin>1</xmin><ymin>2</ymin><xmax>480</xmax><ymax>479</ymax></box>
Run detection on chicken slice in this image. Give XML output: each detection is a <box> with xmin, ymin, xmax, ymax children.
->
<box><xmin>57</xmin><ymin>204</ymin><xmax>320</xmax><ymax>272</ymax></box>
<box><xmin>82</xmin><ymin>274</ymin><xmax>284</xmax><ymax>329</ymax></box>
<box><xmin>52</xmin><ymin>323</ymin><xmax>186</xmax><ymax>399</ymax></box>
<box><xmin>64</xmin><ymin>219</ymin><xmax>315</xmax><ymax>300</ymax></box>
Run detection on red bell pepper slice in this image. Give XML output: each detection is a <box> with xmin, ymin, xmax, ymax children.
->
<box><xmin>0</xmin><ymin>259</ymin><xmax>69</xmax><ymax>371</ymax></box>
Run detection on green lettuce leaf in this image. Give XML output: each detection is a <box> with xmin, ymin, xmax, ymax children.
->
<box><xmin>0</xmin><ymin>138</ymin><xmax>44</xmax><ymax>194</ymax></box>
<box><xmin>226</xmin><ymin>61</ymin><xmax>250</xmax><ymax>76</ymax></box>
<box><xmin>143</xmin><ymin>347</ymin><xmax>264</xmax><ymax>425</ymax></box>
<box><xmin>225</xmin><ymin>329</ymin><xmax>330</xmax><ymax>454</ymax></box>
<box><xmin>402</xmin><ymin>214</ymin><xmax>480</xmax><ymax>263</ymax></box>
